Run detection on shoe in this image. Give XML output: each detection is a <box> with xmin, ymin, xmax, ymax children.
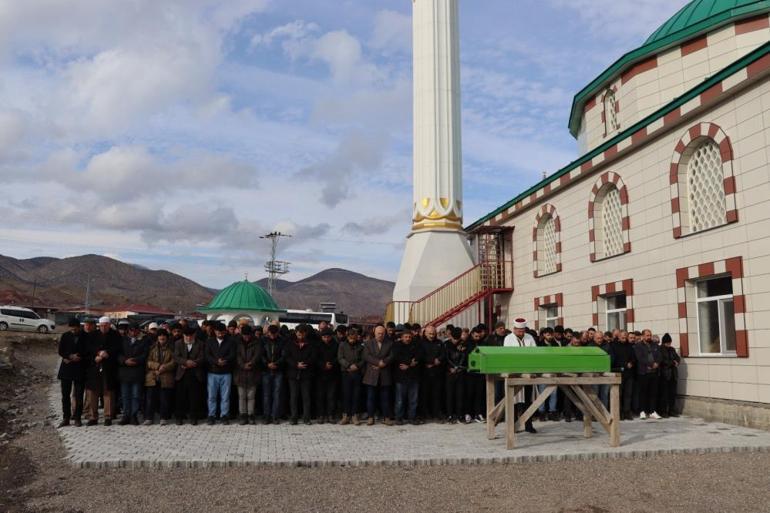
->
<box><xmin>383</xmin><ymin>418</ymin><xmax>394</xmax><ymax>426</ymax></box>
<box><xmin>447</xmin><ymin>416</ymin><xmax>456</xmax><ymax>424</ymax></box>
<box><xmin>73</xmin><ymin>418</ymin><xmax>82</xmax><ymax>427</ymax></box>
<box><xmin>649</xmin><ymin>412</ymin><xmax>661</xmax><ymax>420</ymax></box>
<box><xmin>565</xmin><ymin>416</ymin><xmax>573</xmax><ymax>423</ymax></box>
<box><xmin>57</xmin><ymin>419</ymin><xmax>70</xmax><ymax>428</ymax></box>
<box><xmin>525</xmin><ymin>423</ymin><xmax>538</xmax><ymax>434</ymax></box>
<box><xmin>191</xmin><ymin>419</ymin><xmax>198</xmax><ymax>426</ymax></box>
<box><xmin>352</xmin><ymin>415</ymin><xmax>360</xmax><ymax>426</ymax></box>
<box><xmin>395</xmin><ymin>419</ymin><xmax>404</xmax><ymax>426</ymax></box>
<box><xmin>119</xmin><ymin>417</ymin><xmax>130</xmax><ymax>426</ymax></box>
<box><xmin>316</xmin><ymin>417</ymin><xmax>326</xmax><ymax>425</ymax></box>
<box><xmin>239</xmin><ymin>415</ymin><xmax>248</xmax><ymax>426</ymax></box>
<box><xmin>160</xmin><ymin>419</ymin><xmax>169</xmax><ymax>426</ymax></box>
<box><xmin>339</xmin><ymin>415</ymin><xmax>349</xmax><ymax>426</ymax></box>
<box><xmin>132</xmin><ymin>416</ymin><xmax>140</xmax><ymax>426</ymax></box>
<box><xmin>670</xmin><ymin>413</ymin><xmax>680</xmax><ymax>418</ymax></box>
<box><xmin>249</xmin><ymin>416</ymin><xmax>257</xmax><ymax>425</ymax></box>
<box><xmin>474</xmin><ymin>414</ymin><xmax>485</xmax><ymax>424</ymax></box>
<box><xmin>639</xmin><ymin>411</ymin><xmax>647</xmax><ymax>420</ymax></box>
<box><xmin>409</xmin><ymin>419</ymin><xmax>421</xmax><ymax>426</ymax></box>
<box><xmin>290</xmin><ymin>418</ymin><xmax>298</xmax><ymax>425</ymax></box>
<box><xmin>86</xmin><ymin>419</ymin><xmax>98</xmax><ymax>426</ymax></box>
<box><xmin>304</xmin><ymin>418</ymin><xmax>312</xmax><ymax>425</ymax></box>
<box><xmin>222</xmin><ymin>418</ymin><xmax>230</xmax><ymax>426</ymax></box>
<box><xmin>264</xmin><ymin>417</ymin><xmax>272</xmax><ymax>425</ymax></box>
<box><xmin>104</xmin><ymin>418</ymin><xmax>112</xmax><ymax>426</ymax></box>
<box><xmin>273</xmin><ymin>418</ymin><xmax>281</xmax><ymax>425</ymax></box>
<box><xmin>207</xmin><ymin>417</ymin><xmax>215</xmax><ymax>426</ymax></box>
<box><xmin>142</xmin><ymin>420</ymin><xmax>153</xmax><ymax>426</ymax></box>
<box><xmin>367</xmin><ymin>418</ymin><xmax>375</xmax><ymax>426</ymax></box>
<box><xmin>464</xmin><ymin>414</ymin><xmax>472</xmax><ymax>424</ymax></box>
<box><xmin>176</xmin><ymin>418</ymin><xmax>184</xmax><ymax>426</ymax></box>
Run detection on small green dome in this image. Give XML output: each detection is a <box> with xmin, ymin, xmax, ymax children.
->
<box><xmin>202</xmin><ymin>280</ymin><xmax>284</xmax><ymax>313</ymax></box>
<box><xmin>646</xmin><ymin>0</ymin><xmax>768</xmax><ymax>44</ymax></box>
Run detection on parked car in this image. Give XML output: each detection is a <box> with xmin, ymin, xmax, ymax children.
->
<box><xmin>0</xmin><ymin>306</ymin><xmax>57</xmax><ymax>333</ymax></box>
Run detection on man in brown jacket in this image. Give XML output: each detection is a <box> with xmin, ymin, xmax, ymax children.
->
<box><xmin>235</xmin><ymin>325</ymin><xmax>262</xmax><ymax>425</ymax></box>
<box><xmin>144</xmin><ymin>329</ymin><xmax>176</xmax><ymax>425</ymax></box>
<box><xmin>363</xmin><ymin>325</ymin><xmax>394</xmax><ymax>426</ymax></box>
<box><xmin>174</xmin><ymin>326</ymin><xmax>205</xmax><ymax>425</ymax></box>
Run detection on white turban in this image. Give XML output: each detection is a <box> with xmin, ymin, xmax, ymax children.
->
<box><xmin>98</xmin><ymin>316</ymin><xmax>111</xmax><ymax>324</ymax></box>
<box><xmin>513</xmin><ymin>318</ymin><xmax>528</xmax><ymax>329</ymax></box>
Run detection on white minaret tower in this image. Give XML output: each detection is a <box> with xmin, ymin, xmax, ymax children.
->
<box><xmin>393</xmin><ymin>0</ymin><xmax>475</xmax><ymax>309</ymax></box>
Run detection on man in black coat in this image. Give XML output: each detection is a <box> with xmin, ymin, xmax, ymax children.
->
<box><xmin>118</xmin><ymin>323</ymin><xmax>149</xmax><ymax>425</ymax></box>
<box><xmin>174</xmin><ymin>326</ymin><xmax>206</xmax><ymax>425</ymax></box>
<box><xmin>84</xmin><ymin>317</ymin><xmax>122</xmax><ymax>426</ymax></box>
<box><xmin>285</xmin><ymin>324</ymin><xmax>317</xmax><ymax>425</ymax></box>
<box><xmin>658</xmin><ymin>333</ymin><xmax>681</xmax><ymax>417</ymax></box>
<box><xmin>314</xmin><ymin>328</ymin><xmax>339</xmax><ymax>424</ymax></box>
<box><xmin>205</xmin><ymin>322</ymin><xmax>237</xmax><ymax>425</ymax></box>
<box><xmin>393</xmin><ymin>330</ymin><xmax>422</xmax><ymax>425</ymax></box>
<box><xmin>261</xmin><ymin>324</ymin><xmax>285</xmax><ymax>424</ymax></box>
<box><xmin>609</xmin><ymin>330</ymin><xmax>636</xmax><ymax>420</ymax></box>
<box><xmin>419</xmin><ymin>325</ymin><xmax>445</xmax><ymax>422</ymax></box>
<box><xmin>57</xmin><ymin>319</ymin><xmax>87</xmax><ymax>427</ymax></box>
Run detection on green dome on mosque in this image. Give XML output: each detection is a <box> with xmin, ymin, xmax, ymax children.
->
<box><xmin>646</xmin><ymin>0</ymin><xmax>768</xmax><ymax>45</ymax></box>
<box><xmin>201</xmin><ymin>280</ymin><xmax>284</xmax><ymax>313</ymax></box>
<box><xmin>568</xmin><ymin>0</ymin><xmax>770</xmax><ymax>137</ymax></box>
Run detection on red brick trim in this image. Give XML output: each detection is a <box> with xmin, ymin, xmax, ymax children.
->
<box><xmin>591</xmin><ymin>279</ymin><xmax>634</xmax><ymax>331</ymax></box>
<box><xmin>588</xmin><ymin>172</ymin><xmax>631</xmax><ymax>262</ymax></box>
<box><xmin>681</xmin><ymin>35</ymin><xmax>708</xmax><ymax>56</ymax></box>
<box><xmin>735</xmin><ymin>14</ymin><xmax>770</xmax><ymax>35</ymax></box>
<box><xmin>669</xmin><ymin>122</ymin><xmax>738</xmax><ymax>239</ymax></box>
<box><xmin>532</xmin><ymin>204</ymin><xmax>562</xmax><ymax>278</ymax></box>
<box><xmin>533</xmin><ymin>293</ymin><xmax>564</xmax><ymax>330</ymax></box>
<box><xmin>621</xmin><ymin>56</ymin><xmax>657</xmax><ymax>85</ymax></box>
<box><xmin>676</xmin><ymin>257</ymin><xmax>748</xmax><ymax>358</ymax></box>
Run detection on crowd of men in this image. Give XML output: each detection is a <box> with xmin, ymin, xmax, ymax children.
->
<box><xmin>56</xmin><ymin>316</ymin><xmax>680</xmax><ymax>430</ymax></box>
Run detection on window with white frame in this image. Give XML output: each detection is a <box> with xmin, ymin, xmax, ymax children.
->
<box><xmin>594</xmin><ymin>184</ymin><xmax>624</xmax><ymax>259</ymax></box>
<box><xmin>537</xmin><ymin>215</ymin><xmax>557</xmax><ymax>275</ymax></box>
<box><xmin>604</xmin><ymin>89</ymin><xmax>619</xmax><ymax>135</ymax></box>
<box><xmin>541</xmin><ymin>304</ymin><xmax>559</xmax><ymax>329</ymax></box>
<box><xmin>696</xmin><ymin>276</ymin><xmax>736</xmax><ymax>355</ymax></box>
<box><xmin>680</xmin><ymin>139</ymin><xmax>726</xmax><ymax>235</ymax></box>
<box><xmin>605</xmin><ymin>293</ymin><xmax>627</xmax><ymax>331</ymax></box>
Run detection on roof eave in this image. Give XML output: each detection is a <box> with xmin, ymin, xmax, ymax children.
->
<box><xmin>568</xmin><ymin>2</ymin><xmax>770</xmax><ymax>138</ymax></box>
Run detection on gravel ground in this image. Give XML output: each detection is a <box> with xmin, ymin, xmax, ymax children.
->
<box><xmin>3</xmin><ymin>337</ymin><xmax>770</xmax><ymax>513</ymax></box>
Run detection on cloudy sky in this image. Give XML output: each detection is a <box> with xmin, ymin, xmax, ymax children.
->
<box><xmin>0</xmin><ymin>0</ymin><xmax>689</xmax><ymax>288</ymax></box>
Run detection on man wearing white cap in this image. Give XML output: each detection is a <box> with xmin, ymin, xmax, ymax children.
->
<box><xmin>84</xmin><ymin>316</ymin><xmax>122</xmax><ymax>426</ymax></box>
<box><xmin>503</xmin><ymin>318</ymin><xmax>538</xmax><ymax>434</ymax></box>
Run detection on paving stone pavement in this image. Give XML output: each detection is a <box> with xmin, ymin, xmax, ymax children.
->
<box><xmin>48</xmin><ymin>384</ymin><xmax>770</xmax><ymax>469</ymax></box>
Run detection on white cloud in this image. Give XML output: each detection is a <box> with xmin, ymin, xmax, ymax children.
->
<box><xmin>370</xmin><ymin>10</ymin><xmax>412</xmax><ymax>55</ymax></box>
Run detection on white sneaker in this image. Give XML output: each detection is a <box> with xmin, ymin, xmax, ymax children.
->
<box><xmin>474</xmin><ymin>414</ymin><xmax>485</xmax><ymax>423</ymax></box>
<box><xmin>649</xmin><ymin>412</ymin><xmax>661</xmax><ymax>420</ymax></box>
<box><xmin>639</xmin><ymin>411</ymin><xmax>647</xmax><ymax>420</ymax></box>
<box><xmin>464</xmin><ymin>414</ymin><xmax>472</xmax><ymax>424</ymax></box>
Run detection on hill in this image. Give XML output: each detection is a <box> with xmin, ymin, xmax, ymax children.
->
<box><xmin>0</xmin><ymin>255</ymin><xmax>395</xmax><ymax>318</ymax></box>
<box><xmin>257</xmin><ymin>268</ymin><xmax>394</xmax><ymax>318</ymax></box>
<box><xmin>0</xmin><ymin>254</ymin><xmax>215</xmax><ymax>313</ymax></box>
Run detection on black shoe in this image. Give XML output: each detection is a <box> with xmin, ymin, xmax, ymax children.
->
<box><xmin>316</xmin><ymin>417</ymin><xmax>326</xmax><ymax>425</ymax></box>
<box><xmin>207</xmin><ymin>417</ymin><xmax>215</xmax><ymax>426</ymax></box>
<box><xmin>303</xmin><ymin>418</ymin><xmax>312</xmax><ymax>425</ymax></box>
<box><xmin>565</xmin><ymin>416</ymin><xmax>573</xmax><ymax>423</ymax></box>
<box><xmin>525</xmin><ymin>423</ymin><xmax>537</xmax><ymax>434</ymax></box>
<box><xmin>176</xmin><ymin>418</ymin><xmax>184</xmax><ymax>426</ymax></box>
<box><xmin>57</xmin><ymin>419</ymin><xmax>70</xmax><ymax>428</ymax></box>
<box><xmin>290</xmin><ymin>418</ymin><xmax>298</xmax><ymax>425</ymax></box>
<box><xmin>86</xmin><ymin>419</ymin><xmax>98</xmax><ymax>426</ymax></box>
<box><xmin>395</xmin><ymin>419</ymin><xmax>404</xmax><ymax>426</ymax></box>
<box><xmin>409</xmin><ymin>419</ymin><xmax>420</xmax><ymax>426</ymax></box>
<box><xmin>73</xmin><ymin>418</ymin><xmax>82</xmax><ymax>427</ymax></box>
<box><xmin>103</xmin><ymin>418</ymin><xmax>112</xmax><ymax>426</ymax></box>
<box><xmin>222</xmin><ymin>418</ymin><xmax>230</xmax><ymax>426</ymax></box>
<box><xmin>191</xmin><ymin>419</ymin><xmax>198</xmax><ymax>426</ymax></box>
<box><xmin>264</xmin><ymin>417</ymin><xmax>272</xmax><ymax>425</ymax></box>
<box><xmin>119</xmin><ymin>417</ymin><xmax>131</xmax><ymax>426</ymax></box>
<box><xmin>273</xmin><ymin>418</ymin><xmax>282</xmax><ymax>425</ymax></box>
<box><xmin>239</xmin><ymin>415</ymin><xmax>248</xmax><ymax>426</ymax></box>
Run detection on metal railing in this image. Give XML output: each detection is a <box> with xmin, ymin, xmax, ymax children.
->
<box><xmin>384</xmin><ymin>260</ymin><xmax>512</xmax><ymax>326</ymax></box>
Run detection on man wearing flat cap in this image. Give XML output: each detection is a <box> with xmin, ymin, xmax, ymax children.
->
<box><xmin>56</xmin><ymin>318</ymin><xmax>87</xmax><ymax>427</ymax></box>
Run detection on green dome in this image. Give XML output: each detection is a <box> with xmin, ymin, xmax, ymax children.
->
<box><xmin>646</xmin><ymin>0</ymin><xmax>768</xmax><ymax>44</ymax></box>
<box><xmin>201</xmin><ymin>280</ymin><xmax>284</xmax><ymax>313</ymax></box>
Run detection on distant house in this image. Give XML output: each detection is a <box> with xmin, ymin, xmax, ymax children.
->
<box><xmin>103</xmin><ymin>304</ymin><xmax>175</xmax><ymax>319</ymax></box>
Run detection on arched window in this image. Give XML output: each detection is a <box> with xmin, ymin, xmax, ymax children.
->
<box><xmin>533</xmin><ymin>204</ymin><xmax>561</xmax><ymax>277</ymax></box>
<box><xmin>589</xmin><ymin>172</ymin><xmax>630</xmax><ymax>262</ymax></box>
<box><xmin>670</xmin><ymin>123</ymin><xmax>737</xmax><ymax>239</ymax></box>
<box><xmin>595</xmin><ymin>185</ymin><xmax>623</xmax><ymax>258</ymax></box>
<box><xmin>603</xmin><ymin>89</ymin><xmax>619</xmax><ymax>136</ymax></box>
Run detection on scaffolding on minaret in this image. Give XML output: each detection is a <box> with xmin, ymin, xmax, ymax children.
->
<box><xmin>259</xmin><ymin>232</ymin><xmax>291</xmax><ymax>297</ymax></box>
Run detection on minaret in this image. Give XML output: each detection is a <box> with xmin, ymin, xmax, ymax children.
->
<box><xmin>393</xmin><ymin>0</ymin><xmax>475</xmax><ymax>310</ymax></box>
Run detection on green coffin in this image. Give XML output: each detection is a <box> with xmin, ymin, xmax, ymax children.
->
<box><xmin>468</xmin><ymin>346</ymin><xmax>610</xmax><ymax>374</ymax></box>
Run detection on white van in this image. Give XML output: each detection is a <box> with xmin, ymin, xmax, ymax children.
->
<box><xmin>0</xmin><ymin>306</ymin><xmax>56</xmax><ymax>333</ymax></box>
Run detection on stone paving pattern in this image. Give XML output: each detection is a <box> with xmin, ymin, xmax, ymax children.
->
<box><xmin>49</xmin><ymin>385</ymin><xmax>770</xmax><ymax>469</ymax></box>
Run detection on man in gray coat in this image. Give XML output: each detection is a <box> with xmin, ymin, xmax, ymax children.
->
<box><xmin>363</xmin><ymin>325</ymin><xmax>394</xmax><ymax>426</ymax></box>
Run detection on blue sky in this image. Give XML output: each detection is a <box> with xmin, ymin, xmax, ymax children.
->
<box><xmin>0</xmin><ymin>0</ymin><xmax>689</xmax><ymax>288</ymax></box>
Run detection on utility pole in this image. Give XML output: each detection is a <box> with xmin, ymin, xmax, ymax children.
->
<box><xmin>259</xmin><ymin>232</ymin><xmax>291</xmax><ymax>297</ymax></box>
<box><xmin>84</xmin><ymin>277</ymin><xmax>92</xmax><ymax>314</ymax></box>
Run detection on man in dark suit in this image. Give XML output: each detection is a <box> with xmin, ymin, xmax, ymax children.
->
<box><xmin>174</xmin><ymin>326</ymin><xmax>205</xmax><ymax>425</ymax></box>
<box><xmin>285</xmin><ymin>324</ymin><xmax>317</xmax><ymax>425</ymax></box>
<box><xmin>118</xmin><ymin>323</ymin><xmax>149</xmax><ymax>425</ymax></box>
<box><xmin>363</xmin><ymin>325</ymin><xmax>394</xmax><ymax>426</ymax></box>
<box><xmin>84</xmin><ymin>317</ymin><xmax>122</xmax><ymax>426</ymax></box>
<box><xmin>205</xmin><ymin>322</ymin><xmax>237</xmax><ymax>425</ymax></box>
<box><xmin>57</xmin><ymin>318</ymin><xmax>87</xmax><ymax>427</ymax></box>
